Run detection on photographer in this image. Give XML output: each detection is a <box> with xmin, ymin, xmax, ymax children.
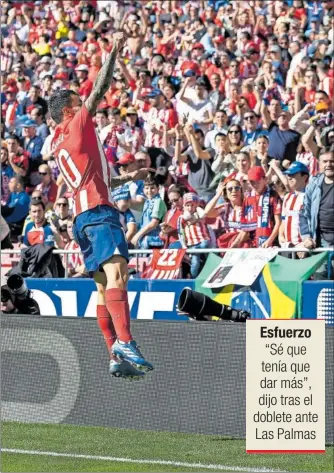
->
<box><xmin>1</xmin><ymin>275</ymin><xmax>40</xmax><ymax>315</ymax></box>
<box><xmin>1</xmin><ymin>285</ymin><xmax>18</xmax><ymax>314</ymax></box>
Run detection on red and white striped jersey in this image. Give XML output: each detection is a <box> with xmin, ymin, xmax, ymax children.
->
<box><xmin>63</xmin><ymin>240</ymin><xmax>84</xmax><ymax>271</ymax></box>
<box><xmin>217</xmin><ymin>203</ymin><xmax>242</xmax><ymax>233</ymax></box>
<box><xmin>296</xmin><ymin>152</ymin><xmax>319</xmax><ymax>177</ymax></box>
<box><xmin>178</xmin><ymin>214</ymin><xmax>210</xmax><ymax>247</ymax></box>
<box><xmin>282</xmin><ymin>191</ymin><xmax>305</xmax><ymax>245</ymax></box>
<box><xmin>143</xmin><ymin>107</ymin><xmax>173</xmax><ymax>148</ymax></box>
<box><xmin>52</xmin><ymin>104</ymin><xmax>114</xmax><ymax>218</ymax></box>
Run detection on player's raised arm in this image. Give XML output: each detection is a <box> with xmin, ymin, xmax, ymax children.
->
<box><xmin>85</xmin><ymin>32</ymin><xmax>126</xmax><ymax>116</ymax></box>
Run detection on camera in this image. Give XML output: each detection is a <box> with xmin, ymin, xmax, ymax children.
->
<box><xmin>2</xmin><ymin>274</ymin><xmax>40</xmax><ymax>315</ymax></box>
<box><xmin>177</xmin><ymin>288</ymin><xmax>250</xmax><ymax>323</ymax></box>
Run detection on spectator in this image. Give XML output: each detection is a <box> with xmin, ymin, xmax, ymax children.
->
<box><xmin>243</xmin><ymin>112</ymin><xmax>262</xmax><ymax>147</ymax></box>
<box><xmin>100</xmin><ymin>108</ymin><xmax>127</xmax><ymax>163</ymax></box>
<box><xmin>279</xmin><ymin>162</ymin><xmax>310</xmax><ymax>248</ymax></box>
<box><xmin>210</xmin><ymin>133</ymin><xmax>235</xmax><ymax>185</ymax></box>
<box><xmin>240</xmin><ymin>166</ymin><xmax>282</xmax><ymax>248</ymax></box>
<box><xmin>227</xmin><ymin>152</ymin><xmax>252</xmax><ymax>189</ymax></box>
<box><xmin>160</xmin><ymin>184</ymin><xmax>184</xmax><ymax>249</ymax></box>
<box><xmin>2</xmin><ymin>175</ymin><xmax>30</xmax><ymax>238</ymax></box>
<box><xmin>21</xmin><ymin>119</ymin><xmax>44</xmax><ymax>186</ymax></box>
<box><xmin>95</xmin><ymin>109</ymin><xmax>109</xmax><ymax>138</ymax></box>
<box><xmin>21</xmin><ymin>198</ymin><xmax>55</xmax><ymax>247</ymax></box>
<box><xmin>2</xmin><ymin>86</ymin><xmax>19</xmax><ymax>132</ymax></box>
<box><xmin>34</xmin><ymin>164</ymin><xmax>58</xmax><ymax>209</ymax></box>
<box><xmin>111</xmin><ymin>153</ymin><xmax>137</xmax><ymax>213</ymax></box>
<box><xmin>1</xmin><ymin>142</ymin><xmax>15</xmax><ymax>204</ymax></box>
<box><xmin>252</xmin><ymin>135</ymin><xmax>270</xmax><ymax>168</ymax></box>
<box><xmin>29</xmin><ymin>107</ymin><xmax>49</xmax><ymax>141</ymax></box>
<box><xmin>141</xmin><ymin>89</ymin><xmax>175</xmax><ymax>168</ymax></box>
<box><xmin>62</xmin><ymin>218</ymin><xmax>86</xmax><ymax>277</ymax></box>
<box><xmin>19</xmin><ymin>85</ymin><xmax>48</xmax><ymax>117</ymax></box>
<box><xmin>123</xmin><ymin>107</ymin><xmax>145</xmax><ymax>155</ymax></box>
<box><xmin>204</xmin><ymin>109</ymin><xmax>228</xmax><ymax>150</ymax></box>
<box><xmin>0</xmin><ymin>215</ymin><xmax>13</xmax><ymax>250</ymax></box>
<box><xmin>51</xmin><ymin>197</ymin><xmax>71</xmax><ymax>248</ymax></box>
<box><xmin>6</xmin><ymin>134</ymin><xmax>29</xmax><ymax>179</ymax></box>
<box><xmin>226</xmin><ymin>124</ymin><xmax>244</xmax><ymax>158</ymax></box>
<box><xmin>300</xmin><ymin>148</ymin><xmax>334</xmax><ymax>278</ymax></box>
<box><xmin>267</xmin><ymin>111</ymin><xmax>300</xmax><ymax>166</ymax></box>
<box><xmin>178</xmin><ymin>76</ymin><xmax>214</xmax><ymax>134</ymax></box>
<box><xmin>75</xmin><ymin>64</ymin><xmax>93</xmax><ymax>101</ymax></box>
<box><xmin>178</xmin><ymin>192</ymin><xmax>211</xmax><ymax>278</ymax></box>
<box><xmin>41</xmin><ymin>117</ymin><xmax>60</xmax><ymax>180</ymax></box>
<box><xmin>131</xmin><ymin>174</ymin><xmax>167</xmax><ymax>249</ymax></box>
<box><xmin>205</xmin><ymin>180</ymin><xmax>251</xmax><ymax>249</ymax></box>
<box><xmin>175</xmin><ymin>123</ymin><xmax>215</xmax><ymax>202</ymax></box>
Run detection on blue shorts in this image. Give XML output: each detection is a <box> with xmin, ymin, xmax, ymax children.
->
<box><xmin>73</xmin><ymin>205</ymin><xmax>129</xmax><ymax>274</ymax></box>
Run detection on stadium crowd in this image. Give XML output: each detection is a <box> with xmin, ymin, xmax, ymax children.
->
<box><xmin>1</xmin><ymin>0</ymin><xmax>334</xmax><ymax>279</ymax></box>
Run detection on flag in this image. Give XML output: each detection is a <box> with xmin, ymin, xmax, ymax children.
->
<box><xmin>195</xmin><ymin>253</ymin><xmax>327</xmax><ymax>319</ymax></box>
<box><xmin>141</xmin><ymin>249</ymin><xmax>186</xmax><ymax>280</ymax></box>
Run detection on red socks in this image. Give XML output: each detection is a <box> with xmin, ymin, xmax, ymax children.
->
<box><xmin>96</xmin><ymin>305</ymin><xmax>116</xmax><ymax>356</ymax></box>
<box><xmin>105</xmin><ymin>288</ymin><xmax>132</xmax><ymax>343</ymax></box>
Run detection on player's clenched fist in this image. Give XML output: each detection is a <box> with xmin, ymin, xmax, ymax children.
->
<box><xmin>113</xmin><ymin>32</ymin><xmax>126</xmax><ymax>51</ymax></box>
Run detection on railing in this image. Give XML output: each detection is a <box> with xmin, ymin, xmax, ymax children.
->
<box><xmin>1</xmin><ymin>247</ymin><xmax>333</xmax><ymax>279</ymax></box>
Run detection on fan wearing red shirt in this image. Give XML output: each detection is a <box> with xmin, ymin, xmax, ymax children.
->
<box><xmin>240</xmin><ymin>167</ymin><xmax>282</xmax><ymax>248</ymax></box>
<box><xmin>34</xmin><ymin>164</ymin><xmax>58</xmax><ymax>209</ymax></box>
<box><xmin>75</xmin><ymin>64</ymin><xmax>93</xmax><ymax>101</ymax></box>
<box><xmin>49</xmin><ymin>32</ymin><xmax>153</xmax><ymax>380</ymax></box>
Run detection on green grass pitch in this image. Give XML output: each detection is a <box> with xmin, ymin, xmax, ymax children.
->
<box><xmin>1</xmin><ymin>422</ymin><xmax>333</xmax><ymax>472</ymax></box>
<box><xmin>1</xmin><ymin>422</ymin><xmax>334</xmax><ymax>472</ymax></box>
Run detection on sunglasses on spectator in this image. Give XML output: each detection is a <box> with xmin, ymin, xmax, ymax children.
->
<box><xmin>39</xmin><ymin>172</ymin><xmax>48</xmax><ymax>176</ymax></box>
<box><xmin>57</xmin><ymin>202</ymin><xmax>68</xmax><ymax>206</ymax></box>
<box><xmin>229</xmin><ymin>130</ymin><xmax>240</xmax><ymax>134</ymax></box>
<box><xmin>226</xmin><ymin>186</ymin><xmax>241</xmax><ymax>192</ymax></box>
<box><xmin>244</xmin><ymin>115</ymin><xmax>255</xmax><ymax>120</ymax></box>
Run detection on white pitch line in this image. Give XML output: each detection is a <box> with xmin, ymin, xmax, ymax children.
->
<box><xmin>2</xmin><ymin>448</ymin><xmax>283</xmax><ymax>472</ymax></box>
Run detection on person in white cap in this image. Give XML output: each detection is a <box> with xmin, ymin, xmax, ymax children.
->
<box><xmin>75</xmin><ymin>64</ymin><xmax>93</xmax><ymax>101</ymax></box>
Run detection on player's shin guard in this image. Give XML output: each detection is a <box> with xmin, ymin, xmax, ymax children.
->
<box><xmin>96</xmin><ymin>305</ymin><xmax>117</xmax><ymax>356</ymax></box>
<box><xmin>105</xmin><ymin>289</ymin><xmax>132</xmax><ymax>343</ymax></box>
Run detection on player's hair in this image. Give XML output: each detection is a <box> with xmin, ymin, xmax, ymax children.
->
<box><xmin>49</xmin><ymin>89</ymin><xmax>78</xmax><ymax>124</ymax></box>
